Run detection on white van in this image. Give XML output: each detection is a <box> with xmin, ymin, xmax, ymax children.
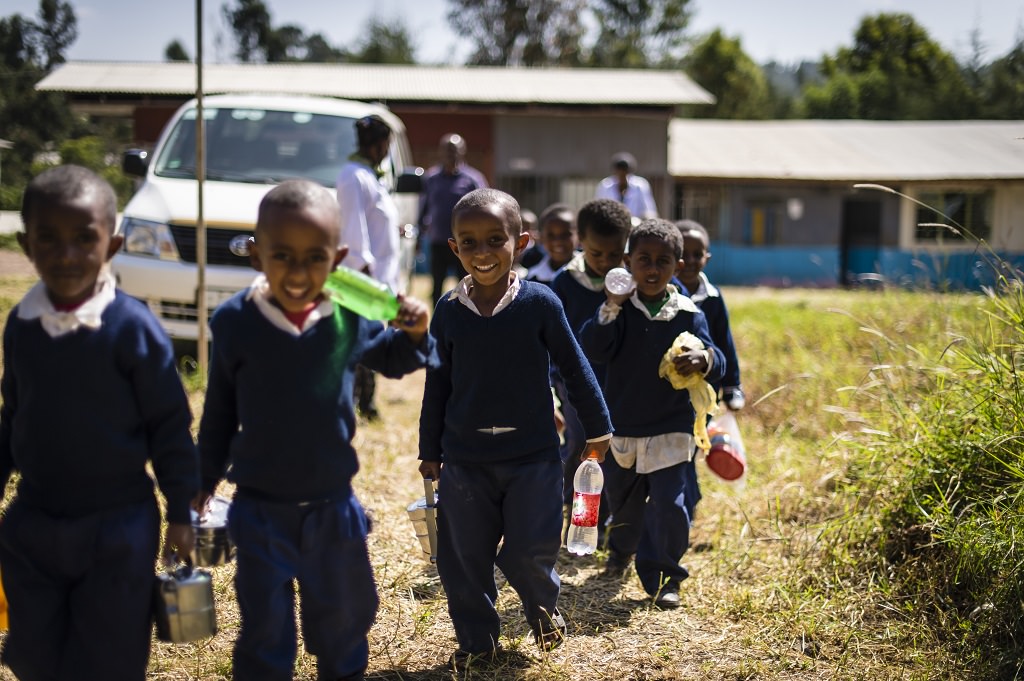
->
<box><xmin>114</xmin><ymin>93</ymin><xmax>421</xmax><ymax>340</ymax></box>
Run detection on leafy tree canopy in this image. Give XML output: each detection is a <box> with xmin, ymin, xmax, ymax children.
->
<box><xmin>446</xmin><ymin>0</ymin><xmax>586</xmax><ymax>66</ymax></box>
<box><xmin>801</xmin><ymin>13</ymin><xmax>975</xmax><ymax>119</ymax></box>
<box><xmin>589</xmin><ymin>0</ymin><xmax>692</xmax><ymax>68</ymax></box>
<box><xmin>683</xmin><ymin>29</ymin><xmax>770</xmax><ymax>119</ymax></box>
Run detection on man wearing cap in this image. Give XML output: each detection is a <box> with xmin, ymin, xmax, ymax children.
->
<box><xmin>595</xmin><ymin>152</ymin><xmax>658</xmax><ymax>219</ymax></box>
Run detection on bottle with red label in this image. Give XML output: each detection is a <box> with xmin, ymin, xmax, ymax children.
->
<box><xmin>566</xmin><ymin>449</ymin><xmax>604</xmax><ymax>555</ymax></box>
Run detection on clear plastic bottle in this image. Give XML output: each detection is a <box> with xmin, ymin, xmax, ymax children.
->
<box><xmin>566</xmin><ymin>451</ymin><xmax>604</xmax><ymax>555</ymax></box>
<box><xmin>323</xmin><ymin>266</ymin><xmax>400</xmax><ymax>321</ymax></box>
<box><xmin>604</xmin><ymin>267</ymin><xmax>636</xmax><ymax>296</ymax></box>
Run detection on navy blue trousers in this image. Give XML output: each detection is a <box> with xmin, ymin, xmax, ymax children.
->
<box><xmin>0</xmin><ymin>497</ymin><xmax>159</xmax><ymax>681</ymax></box>
<box><xmin>603</xmin><ymin>457</ymin><xmax>692</xmax><ymax>595</ymax></box>
<box><xmin>229</xmin><ymin>493</ymin><xmax>378</xmax><ymax>681</ymax></box>
<box><xmin>436</xmin><ymin>460</ymin><xmax>563</xmax><ymax>653</ymax></box>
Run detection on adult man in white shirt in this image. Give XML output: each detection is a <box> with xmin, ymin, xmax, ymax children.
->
<box><xmin>594</xmin><ymin>152</ymin><xmax>658</xmax><ymax>220</ymax></box>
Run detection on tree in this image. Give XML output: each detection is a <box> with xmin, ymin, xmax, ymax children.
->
<box><xmin>682</xmin><ymin>30</ymin><xmax>771</xmax><ymax>118</ymax></box>
<box><xmin>352</xmin><ymin>16</ymin><xmax>416</xmax><ymax>65</ymax></box>
<box><xmin>222</xmin><ymin>0</ymin><xmax>272</xmax><ymax>62</ymax></box>
<box><xmin>302</xmin><ymin>33</ymin><xmax>348</xmax><ymax>62</ymax></box>
<box><xmin>589</xmin><ymin>0</ymin><xmax>692</xmax><ymax>68</ymax></box>
<box><xmin>0</xmin><ymin>2</ymin><xmax>77</xmax><ymax>206</ymax></box>
<box><xmin>164</xmin><ymin>39</ymin><xmax>190</xmax><ymax>62</ymax></box>
<box><xmin>33</xmin><ymin>0</ymin><xmax>75</xmax><ymax>70</ymax></box>
<box><xmin>800</xmin><ymin>13</ymin><xmax>975</xmax><ymax>119</ymax></box>
<box><xmin>976</xmin><ymin>38</ymin><xmax>1024</xmax><ymax>118</ymax></box>
<box><xmin>446</xmin><ymin>0</ymin><xmax>586</xmax><ymax>66</ymax></box>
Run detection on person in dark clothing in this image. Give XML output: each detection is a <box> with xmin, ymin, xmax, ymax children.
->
<box><xmin>418</xmin><ymin>133</ymin><xmax>488</xmax><ymax>304</ymax></box>
<box><xmin>418</xmin><ymin>188</ymin><xmax>612</xmax><ymax>671</ymax></box>
<box><xmin>0</xmin><ymin>165</ymin><xmax>199</xmax><ymax>681</ymax></box>
<box><xmin>198</xmin><ymin>179</ymin><xmax>436</xmax><ymax>681</ymax></box>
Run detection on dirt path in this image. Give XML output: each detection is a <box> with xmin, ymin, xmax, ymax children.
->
<box><xmin>0</xmin><ymin>249</ymin><xmax>33</xmax><ymax>278</ymax></box>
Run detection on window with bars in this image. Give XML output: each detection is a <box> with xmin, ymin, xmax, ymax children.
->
<box><xmin>914</xmin><ymin>190</ymin><xmax>992</xmax><ymax>243</ymax></box>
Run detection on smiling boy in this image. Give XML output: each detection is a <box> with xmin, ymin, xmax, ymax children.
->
<box><xmin>198</xmin><ymin>179</ymin><xmax>436</xmax><ymax>681</ymax></box>
<box><xmin>417</xmin><ymin>188</ymin><xmax>612</xmax><ymax>670</ymax></box>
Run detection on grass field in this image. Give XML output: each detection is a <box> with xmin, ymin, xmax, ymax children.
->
<box><xmin>0</xmin><ymin>263</ymin><xmax>999</xmax><ymax>680</ymax></box>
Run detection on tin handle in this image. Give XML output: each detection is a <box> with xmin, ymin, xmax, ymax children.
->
<box><xmin>423</xmin><ymin>477</ymin><xmax>438</xmax><ymax>564</ymax></box>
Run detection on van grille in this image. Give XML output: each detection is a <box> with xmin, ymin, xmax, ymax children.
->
<box><xmin>168</xmin><ymin>224</ymin><xmax>252</xmax><ymax>267</ymax></box>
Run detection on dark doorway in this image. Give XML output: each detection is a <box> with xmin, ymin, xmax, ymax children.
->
<box><xmin>839</xmin><ymin>199</ymin><xmax>882</xmax><ymax>287</ymax></box>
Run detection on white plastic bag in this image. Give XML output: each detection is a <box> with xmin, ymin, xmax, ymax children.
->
<box><xmin>705</xmin><ymin>409</ymin><xmax>747</xmax><ymax>491</ymax></box>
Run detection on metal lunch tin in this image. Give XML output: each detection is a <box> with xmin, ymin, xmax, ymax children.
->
<box><xmin>153</xmin><ymin>563</ymin><xmax>217</xmax><ymax>643</ymax></box>
<box><xmin>192</xmin><ymin>495</ymin><xmax>234</xmax><ymax>567</ymax></box>
<box><xmin>405</xmin><ymin>479</ymin><xmax>438</xmax><ymax>563</ymax></box>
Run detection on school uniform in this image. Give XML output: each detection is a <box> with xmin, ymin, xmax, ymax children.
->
<box><xmin>580</xmin><ymin>285</ymin><xmax>725</xmax><ymax>596</ymax></box>
<box><xmin>419</xmin><ymin>275</ymin><xmax>611</xmax><ymax>654</ymax></box>
<box><xmin>0</xmin><ymin>271</ymin><xmax>199</xmax><ymax>681</ymax></box>
<box><xmin>199</xmin><ymin>275</ymin><xmax>437</xmax><ymax>681</ymax></box>
<box><xmin>550</xmin><ymin>253</ymin><xmax>610</xmax><ymax>503</ymax></box>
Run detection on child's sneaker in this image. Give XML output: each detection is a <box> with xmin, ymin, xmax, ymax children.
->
<box><xmin>532</xmin><ymin>609</ymin><xmax>567</xmax><ymax>651</ymax></box>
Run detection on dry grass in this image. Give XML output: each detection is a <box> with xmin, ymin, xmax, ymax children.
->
<box><xmin>0</xmin><ymin>270</ymin><xmax>966</xmax><ymax>680</ymax></box>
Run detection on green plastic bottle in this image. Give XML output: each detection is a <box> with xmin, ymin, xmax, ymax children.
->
<box><xmin>323</xmin><ymin>266</ymin><xmax>400</xmax><ymax>321</ymax></box>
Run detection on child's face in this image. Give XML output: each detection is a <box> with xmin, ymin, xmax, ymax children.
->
<box><xmin>579</xmin><ymin>232</ymin><xmax>626</xmax><ymax>279</ymax></box>
<box><xmin>625</xmin><ymin>236</ymin><xmax>683</xmax><ymax>302</ymax></box>
<box><xmin>678</xmin><ymin>233</ymin><xmax>710</xmax><ymax>290</ymax></box>
<box><xmin>539</xmin><ymin>213</ymin><xmax>577</xmax><ymax>267</ymax></box>
<box><xmin>18</xmin><ymin>189</ymin><xmax>122</xmax><ymax>307</ymax></box>
<box><xmin>449</xmin><ymin>205</ymin><xmax>528</xmax><ymax>291</ymax></box>
<box><xmin>250</xmin><ymin>204</ymin><xmax>345</xmax><ymax>313</ymax></box>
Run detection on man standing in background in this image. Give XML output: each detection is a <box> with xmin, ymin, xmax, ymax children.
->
<box><xmin>595</xmin><ymin>151</ymin><xmax>658</xmax><ymax>220</ymax></box>
<box><xmin>418</xmin><ymin>133</ymin><xmax>488</xmax><ymax>304</ymax></box>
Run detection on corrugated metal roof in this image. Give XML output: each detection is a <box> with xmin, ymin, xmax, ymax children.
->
<box><xmin>669</xmin><ymin>119</ymin><xmax>1024</xmax><ymax>181</ymax></box>
<box><xmin>36</xmin><ymin>61</ymin><xmax>714</xmax><ymax>106</ymax></box>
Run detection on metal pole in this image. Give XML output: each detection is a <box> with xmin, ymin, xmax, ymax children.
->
<box><xmin>195</xmin><ymin>0</ymin><xmax>208</xmax><ymax>375</ymax></box>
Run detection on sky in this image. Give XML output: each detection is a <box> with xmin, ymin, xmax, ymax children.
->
<box><xmin>5</xmin><ymin>0</ymin><xmax>1024</xmax><ymax>66</ymax></box>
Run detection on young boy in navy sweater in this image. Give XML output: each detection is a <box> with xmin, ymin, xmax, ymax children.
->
<box><xmin>580</xmin><ymin>218</ymin><xmax>725</xmax><ymax>609</ymax></box>
<box><xmin>197</xmin><ymin>180</ymin><xmax>436</xmax><ymax>681</ymax></box>
<box><xmin>525</xmin><ymin>202</ymin><xmax>577</xmax><ymax>285</ymax></box>
<box><xmin>675</xmin><ymin>219</ymin><xmax>744</xmax><ymax>520</ymax></box>
<box><xmin>0</xmin><ymin>165</ymin><xmax>199</xmax><ymax>680</ymax></box>
<box><xmin>418</xmin><ymin>188</ymin><xmax>612</xmax><ymax>670</ymax></box>
<box><xmin>549</xmin><ymin>199</ymin><xmax>632</xmax><ymax>535</ymax></box>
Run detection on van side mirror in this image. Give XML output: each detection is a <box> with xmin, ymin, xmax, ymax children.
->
<box><xmin>396</xmin><ymin>167</ymin><xmax>423</xmax><ymax>194</ymax></box>
<box><xmin>122</xmin><ymin>149</ymin><xmax>149</xmax><ymax>177</ymax></box>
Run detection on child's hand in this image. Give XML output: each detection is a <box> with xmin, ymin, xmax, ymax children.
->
<box><xmin>582</xmin><ymin>439</ymin><xmax>610</xmax><ymax>463</ymax></box>
<box><xmin>393</xmin><ymin>294</ymin><xmax>429</xmax><ymax>343</ymax></box>
<box><xmin>163</xmin><ymin>522</ymin><xmax>196</xmax><ymax>565</ymax></box>
<box><xmin>604</xmin><ymin>288</ymin><xmax>631</xmax><ymax>307</ymax></box>
<box><xmin>672</xmin><ymin>349</ymin><xmax>708</xmax><ymax>377</ymax></box>
<box><xmin>419</xmin><ymin>460</ymin><xmax>441</xmax><ymax>481</ymax></box>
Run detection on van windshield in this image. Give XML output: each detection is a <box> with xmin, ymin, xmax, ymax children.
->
<box><xmin>154</xmin><ymin>106</ymin><xmax>370</xmax><ymax>187</ymax></box>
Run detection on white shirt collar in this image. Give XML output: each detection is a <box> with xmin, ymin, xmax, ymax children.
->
<box><xmin>564</xmin><ymin>252</ymin><xmax>605</xmax><ymax>292</ymax></box>
<box><xmin>627</xmin><ymin>283</ymin><xmax>698</xmax><ymax>321</ymax></box>
<box><xmin>18</xmin><ymin>267</ymin><xmax>117</xmax><ymax>338</ymax></box>
<box><xmin>246</xmin><ymin>274</ymin><xmax>335</xmax><ymax>336</ymax></box>
<box><xmin>448</xmin><ymin>271</ymin><xmax>522</xmax><ymax>316</ymax></box>
<box><xmin>688</xmin><ymin>271</ymin><xmax>719</xmax><ymax>304</ymax></box>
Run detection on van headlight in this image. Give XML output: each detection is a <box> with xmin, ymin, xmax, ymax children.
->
<box><xmin>121</xmin><ymin>218</ymin><xmax>179</xmax><ymax>260</ymax></box>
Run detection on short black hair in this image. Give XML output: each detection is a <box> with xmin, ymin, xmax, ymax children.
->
<box><xmin>629</xmin><ymin>218</ymin><xmax>684</xmax><ymax>260</ymax></box>
<box><xmin>611</xmin><ymin>151</ymin><xmax>637</xmax><ymax>172</ymax></box>
<box><xmin>537</xmin><ymin>202</ymin><xmax>574</xmax><ymax>234</ymax></box>
<box><xmin>675</xmin><ymin>219</ymin><xmax>709</xmax><ymax>246</ymax></box>
<box><xmin>21</xmin><ymin>165</ymin><xmax>117</xmax><ymax>233</ymax></box>
<box><xmin>355</xmin><ymin>115</ymin><xmax>392</xmax><ymax>149</ymax></box>
<box><xmin>452</xmin><ymin>187</ymin><xmax>522</xmax><ymax>238</ymax></box>
<box><xmin>256</xmin><ymin>179</ymin><xmax>340</xmax><ymax>241</ymax></box>
<box><xmin>576</xmin><ymin>198</ymin><xmax>631</xmax><ymax>242</ymax></box>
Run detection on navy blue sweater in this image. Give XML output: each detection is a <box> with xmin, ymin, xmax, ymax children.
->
<box><xmin>419</xmin><ymin>280</ymin><xmax>611</xmax><ymax>465</ymax></box>
<box><xmin>199</xmin><ymin>294</ymin><xmax>437</xmax><ymax>502</ymax></box>
<box><xmin>692</xmin><ymin>281</ymin><xmax>741</xmax><ymax>392</ymax></box>
<box><xmin>0</xmin><ymin>292</ymin><xmax>199</xmax><ymax>523</ymax></box>
<box><xmin>550</xmin><ymin>268</ymin><xmax>608</xmax><ymax>384</ymax></box>
<box><xmin>580</xmin><ymin>297</ymin><xmax>725</xmax><ymax>438</ymax></box>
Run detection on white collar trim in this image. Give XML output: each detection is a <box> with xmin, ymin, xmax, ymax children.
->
<box><xmin>448</xmin><ymin>271</ymin><xmax>522</xmax><ymax>316</ymax></box>
<box><xmin>689</xmin><ymin>271</ymin><xmax>719</xmax><ymax>304</ymax></box>
<box><xmin>246</xmin><ymin>274</ymin><xmax>334</xmax><ymax>336</ymax></box>
<box><xmin>564</xmin><ymin>252</ymin><xmax>605</xmax><ymax>292</ymax></box>
<box><xmin>627</xmin><ymin>284</ymin><xmax>698</xmax><ymax>321</ymax></box>
<box><xmin>18</xmin><ymin>267</ymin><xmax>117</xmax><ymax>338</ymax></box>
